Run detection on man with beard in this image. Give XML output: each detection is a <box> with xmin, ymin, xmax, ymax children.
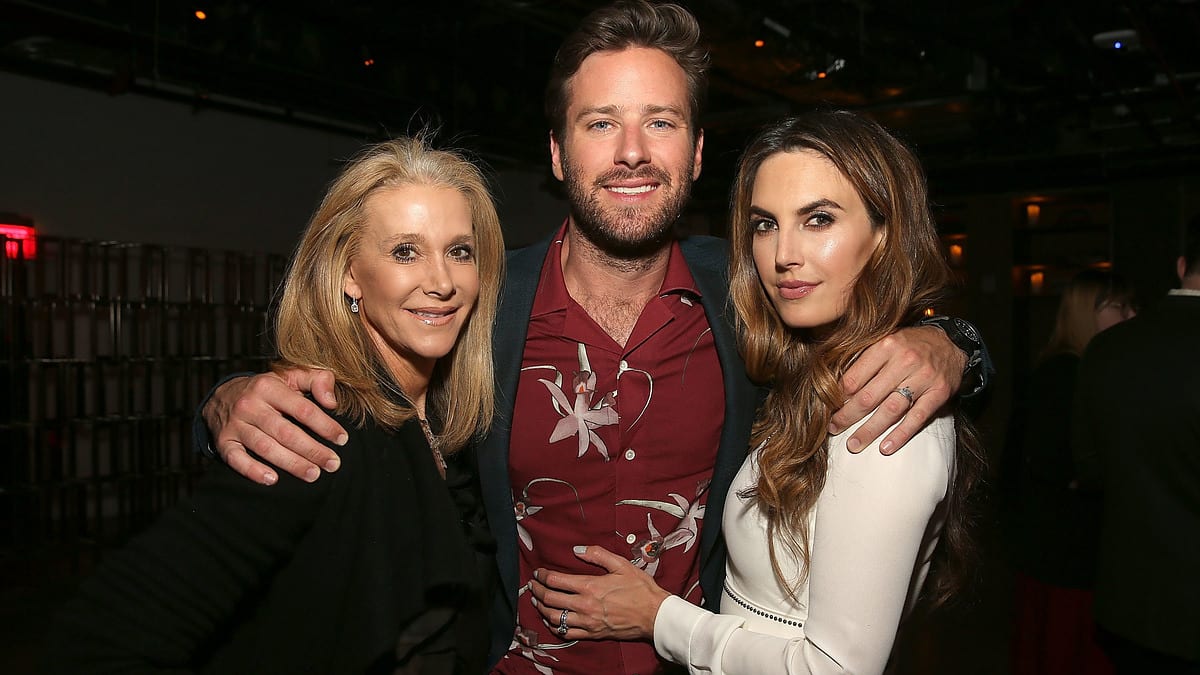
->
<box><xmin>197</xmin><ymin>2</ymin><xmax>988</xmax><ymax>673</ymax></box>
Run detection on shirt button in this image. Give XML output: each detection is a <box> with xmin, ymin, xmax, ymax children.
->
<box><xmin>624</xmin><ymin>448</ymin><xmax>636</xmax><ymax>461</ymax></box>
<box><xmin>626</xmin><ymin>533</ymin><xmax>637</xmax><ymax>544</ymax></box>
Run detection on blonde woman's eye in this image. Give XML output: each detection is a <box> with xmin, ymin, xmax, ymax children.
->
<box><xmin>449</xmin><ymin>244</ymin><xmax>474</xmax><ymax>261</ymax></box>
<box><xmin>391</xmin><ymin>244</ymin><xmax>417</xmax><ymax>262</ymax></box>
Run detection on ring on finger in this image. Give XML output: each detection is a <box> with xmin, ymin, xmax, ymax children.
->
<box><xmin>893</xmin><ymin>386</ymin><xmax>914</xmax><ymax>406</ymax></box>
<box><xmin>557</xmin><ymin>608</ymin><xmax>569</xmax><ymax>637</ymax></box>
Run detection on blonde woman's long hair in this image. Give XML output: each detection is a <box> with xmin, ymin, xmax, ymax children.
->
<box><xmin>273</xmin><ymin>136</ymin><xmax>505</xmax><ymax>453</ymax></box>
<box><xmin>729</xmin><ymin>111</ymin><xmax>984</xmax><ymax>605</ymax></box>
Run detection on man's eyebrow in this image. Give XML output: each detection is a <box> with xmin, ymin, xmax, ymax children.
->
<box><xmin>642</xmin><ymin>104</ymin><xmax>685</xmax><ymax>117</ymax></box>
<box><xmin>573</xmin><ymin>104</ymin><xmax>686</xmax><ymax>120</ymax></box>
<box><xmin>575</xmin><ymin>104</ymin><xmax>621</xmax><ymax>120</ymax></box>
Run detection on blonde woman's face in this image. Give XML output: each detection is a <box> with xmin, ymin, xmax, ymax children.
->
<box><xmin>749</xmin><ymin>150</ymin><xmax>882</xmax><ymax>330</ymax></box>
<box><xmin>343</xmin><ymin>185</ymin><xmax>479</xmax><ymax>384</ymax></box>
<box><xmin>1095</xmin><ymin>298</ymin><xmax>1135</xmax><ymax>333</ymax></box>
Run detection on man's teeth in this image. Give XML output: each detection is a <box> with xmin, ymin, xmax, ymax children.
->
<box><xmin>609</xmin><ymin>185</ymin><xmax>655</xmax><ymax>195</ymax></box>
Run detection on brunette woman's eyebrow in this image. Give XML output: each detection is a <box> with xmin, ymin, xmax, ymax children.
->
<box><xmin>748</xmin><ymin>205</ymin><xmax>775</xmax><ymax>219</ymax></box>
<box><xmin>793</xmin><ymin>198</ymin><xmax>844</xmax><ymax>215</ymax></box>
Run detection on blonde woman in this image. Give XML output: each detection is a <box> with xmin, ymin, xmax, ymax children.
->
<box><xmin>1006</xmin><ymin>269</ymin><xmax>1135</xmax><ymax>675</ymax></box>
<box><xmin>529</xmin><ymin>112</ymin><xmax>985</xmax><ymax>675</ymax></box>
<box><xmin>46</xmin><ymin>137</ymin><xmax>505</xmax><ymax>674</ymax></box>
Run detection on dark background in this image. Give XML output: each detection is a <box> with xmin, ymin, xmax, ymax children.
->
<box><xmin>3</xmin><ymin>1</ymin><xmax>1199</xmax><ymax>672</ymax></box>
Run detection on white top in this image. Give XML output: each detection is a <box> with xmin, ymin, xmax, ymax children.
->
<box><xmin>654</xmin><ymin>414</ymin><xmax>956</xmax><ymax>675</ymax></box>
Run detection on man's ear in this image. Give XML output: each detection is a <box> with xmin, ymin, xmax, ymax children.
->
<box><xmin>550</xmin><ymin>130</ymin><xmax>565</xmax><ymax>182</ymax></box>
<box><xmin>692</xmin><ymin>128</ymin><xmax>704</xmax><ymax>181</ymax></box>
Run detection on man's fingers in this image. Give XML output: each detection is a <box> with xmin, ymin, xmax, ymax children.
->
<box><xmin>843</xmin><ymin>389</ymin><xmax>910</xmax><ymax>452</ymax></box>
<box><xmin>289</xmin><ymin>368</ymin><xmax>339</xmax><ymax>409</ymax></box>
<box><xmin>260</xmin><ymin>402</ymin><xmax>345</xmax><ymax>470</ymax></box>
<box><xmin>284</xmin><ymin>398</ymin><xmax>348</xmax><ymax>450</ymax></box>
<box><xmin>219</xmin><ymin>444</ymin><xmax>279</xmax><ymax>486</ymax></box>
<box><xmin>878</xmin><ymin>400</ymin><xmax>935</xmax><ymax>456</ymax></box>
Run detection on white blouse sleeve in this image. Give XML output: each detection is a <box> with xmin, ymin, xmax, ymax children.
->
<box><xmin>654</xmin><ymin>415</ymin><xmax>955</xmax><ymax>675</ymax></box>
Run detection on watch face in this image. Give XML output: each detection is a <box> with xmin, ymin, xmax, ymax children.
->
<box><xmin>953</xmin><ymin>317</ymin><xmax>980</xmax><ymax>343</ymax></box>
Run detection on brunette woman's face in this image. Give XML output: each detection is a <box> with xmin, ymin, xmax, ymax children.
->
<box><xmin>343</xmin><ymin>185</ymin><xmax>479</xmax><ymax>382</ymax></box>
<box><xmin>749</xmin><ymin>150</ymin><xmax>882</xmax><ymax>330</ymax></box>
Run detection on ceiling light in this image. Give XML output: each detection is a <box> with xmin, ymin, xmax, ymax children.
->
<box><xmin>1092</xmin><ymin>29</ymin><xmax>1139</xmax><ymax>51</ymax></box>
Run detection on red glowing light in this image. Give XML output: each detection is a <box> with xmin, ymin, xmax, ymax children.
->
<box><xmin>754</xmin><ymin>39</ymin><xmax>765</xmax><ymax>48</ymax></box>
<box><xmin>0</xmin><ymin>224</ymin><xmax>36</xmax><ymax>259</ymax></box>
<box><xmin>195</xmin><ymin>10</ymin><xmax>207</xmax><ymax>20</ymax></box>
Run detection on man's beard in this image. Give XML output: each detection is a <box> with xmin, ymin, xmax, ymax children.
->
<box><xmin>561</xmin><ymin>152</ymin><xmax>694</xmax><ymax>260</ymax></box>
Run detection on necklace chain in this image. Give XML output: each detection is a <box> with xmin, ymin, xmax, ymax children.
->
<box><xmin>417</xmin><ymin>417</ymin><xmax>447</xmax><ymax>480</ymax></box>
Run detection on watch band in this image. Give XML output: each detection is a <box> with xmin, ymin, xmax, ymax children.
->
<box><xmin>917</xmin><ymin>315</ymin><xmax>990</xmax><ymax>396</ymax></box>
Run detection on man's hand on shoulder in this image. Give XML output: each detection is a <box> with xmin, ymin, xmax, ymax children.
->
<box><xmin>830</xmin><ymin>325</ymin><xmax>964</xmax><ymax>455</ymax></box>
<box><xmin>203</xmin><ymin>369</ymin><xmax>347</xmax><ymax>485</ymax></box>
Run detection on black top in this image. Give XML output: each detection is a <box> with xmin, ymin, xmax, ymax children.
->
<box><xmin>46</xmin><ymin>411</ymin><xmax>495</xmax><ymax>674</ymax></box>
<box><xmin>1002</xmin><ymin>351</ymin><xmax>1102</xmax><ymax>588</ymax></box>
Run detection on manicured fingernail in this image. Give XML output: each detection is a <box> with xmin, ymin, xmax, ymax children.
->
<box><xmin>304</xmin><ymin>467</ymin><xmax>320</xmax><ymax>482</ymax></box>
<box><xmin>531</xmin><ymin>596</ymin><xmax>538</xmax><ymax>606</ymax></box>
<box><xmin>828</xmin><ymin>423</ymin><xmax>842</xmax><ymax>434</ymax></box>
<box><xmin>532</xmin><ymin>570</ymin><xmax>539</xmax><ymax>581</ymax></box>
<box><xmin>335</xmin><ymin>433</ymin><xmax>348</xmax><ymax>446</ymax></box>
<box><xmin>262</xmin><ymin>472</ymin><xmax>278</xmax><ymax>486</ymax></box>
<box><xmin>846</xmin><ymin>438</ymin><xmax>862</xmax><ymax>452</ymax></box>
<box><xmin>324</xmin><ymin>457</ymin><xmax>341</xmax><ymax>472</ymax></box>
<box><xmin>880</xmin><ymin>440</ymin><xmax>894</xmax><ymax>455</ymax></box>
<box><xmin>573</xmin><ymin>546</ymin><xmax>587</xmax><ymax>554</ymax></box>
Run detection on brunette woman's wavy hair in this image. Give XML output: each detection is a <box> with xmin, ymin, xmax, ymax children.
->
<box><xmin>273</xmin><ymin>136</ymin><xmax>505</xmax><ymax>453</ymax></box>
<box><xmin>729</xmin><ymin>111</ymin><xmax>985</xmax><ymax>606</ymax></box>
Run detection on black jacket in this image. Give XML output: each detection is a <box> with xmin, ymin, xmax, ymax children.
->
<box><xmin>47</xmin><ymin>412</ymin><xmax>494</xmax><ymax>674</ymax></box>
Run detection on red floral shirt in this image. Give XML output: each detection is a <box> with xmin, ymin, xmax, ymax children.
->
<box><xmin>495</xmin><ymin>226</ymin><xmax>725</xmax><ymax>675</ymax></box>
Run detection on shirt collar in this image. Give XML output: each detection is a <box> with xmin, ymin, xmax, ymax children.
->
<box><xmin>530</xmin><ymin>221</ymin><xmax>702</xmax><ymax>318</ymax></box>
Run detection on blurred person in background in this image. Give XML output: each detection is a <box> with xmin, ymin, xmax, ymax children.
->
<box><xmin>1003</xmin><ymin>268</ymin><xmax>1136</xmax><ymax>675</ymax></box>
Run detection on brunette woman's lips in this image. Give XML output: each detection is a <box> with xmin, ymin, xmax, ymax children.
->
<box><xmin>777</xmin><ymin>280</ymin><xmax>818</xmax><ymax>300</ymax></box>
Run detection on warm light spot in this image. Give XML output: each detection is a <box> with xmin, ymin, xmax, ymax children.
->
<box><xmin>1025</xmin><ymin>203</ymin><xmax>1041</xmax><ymax>226</ymax></box>
<box><xmin>948</xmin><ymin>244</ymin><xmax>964</xmax><ymax>267</ymax></box>
<box><xmin>363</xmin><ymin>58</ymin><xmax>375</xmax><ymax>67</ymax></box>
<box><xmin>923</xmin><ymin>308</ymin><xmax>936</xmax><ymax>317</ymax></box>
<box><xmin>754</xmin><ymin>39</ymin><xmax>765</xmax><ymax>48</ymax></box>
<box><xmin>194</xmin><ymin>10</ymin><xmax>207</xmax><ymax>20</ymax></box>
<box><xmin>817</xmin><ymin>71</ymin><xmax>827</xmax><ymax>79</ymax></box>
<box><xmin>0</xmin><ymin>224</ymin><xmax>36</xmax><ymax>259</ymax></box>
<box><xmin>1030</xmin><ymin>271</ymin><xmax>1045</xmax><ymax>294</ymax></box>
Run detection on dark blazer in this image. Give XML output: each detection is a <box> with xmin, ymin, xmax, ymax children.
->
<box><xmin>478</xmin><ymin>232</ymin><xmax>760</xmax><ymax>665</ymax></box>
<box><xmin>47</xmin><ymin>413</ymin><xmax>494</xmax><ymax>674</ymax></box>
<box><xmin>1074</xmin><ymin>293</ymin><xmax>1200</xmax><ymax>662</ymax></box>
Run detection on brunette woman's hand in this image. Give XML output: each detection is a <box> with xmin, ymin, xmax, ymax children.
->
<box><xmin>831</xmin><ymin>325</ymin><xmax>964</xmax><ymax>455</ymax></box>
<box><xmin>202</xmin><ymin>369</ymin><xmax>346</xmax><ymax>485</ymax></box>
<box><xmin>528</xmin><ymin>545</ymin><xmax>670</xmax><ymax>642</ymax></box>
